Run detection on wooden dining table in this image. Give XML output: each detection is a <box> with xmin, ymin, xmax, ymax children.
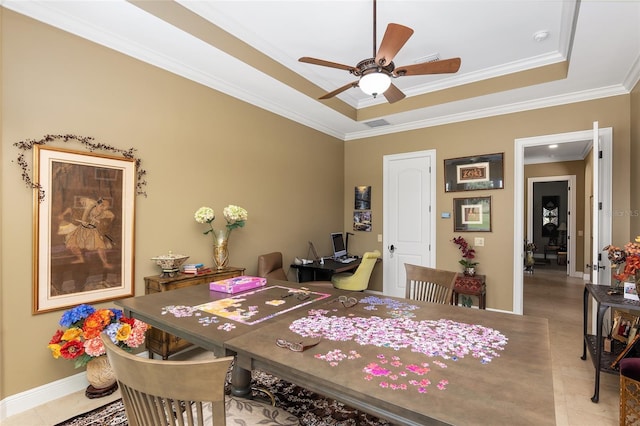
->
<box><xmin>116</xmin><ymin>279</ymin><xmax>555</xmax><ymax>426</ymax></box>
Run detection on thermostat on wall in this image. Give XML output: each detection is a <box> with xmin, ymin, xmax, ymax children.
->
<box><xmin>441</xmin><ymin>212</ymin><xmax>451</xmax><ymax>219</ymax></box>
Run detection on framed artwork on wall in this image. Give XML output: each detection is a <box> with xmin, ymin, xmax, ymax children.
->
<box><xmin>33</xmin><ymin>146</ymin><xmax>136</xmax><ymax>313</ymax></box>
<box><xmin>444</xmin><ymin>153</ymin><xmax>504</xmax><ymax>192</ymax></box>
<box><xmin>453</xmin><ymin>196</ymin><xmax>492</xmax><ymax>232</ymax></box>
<box><xmin>354</xmin><ymin>186</ymin><xmax>372</xmax><ymax>231</ymax></box>
<box><xmin>354</xmin><ymin>185</ymin><xmax>371</xmax><ymax>210</ymax></box>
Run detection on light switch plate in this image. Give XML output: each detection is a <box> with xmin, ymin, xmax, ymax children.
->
<box><xmin>377</xmin><ymin>234</ymin><xmax>383</xmax><ymax>242</ymax></box>
<box><xmin>474</xmin><ymin>237</ymin><xmax>485</xmax><ymax>247</ymax></box>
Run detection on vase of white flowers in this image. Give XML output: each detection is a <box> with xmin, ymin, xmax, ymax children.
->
<box><xmin>195</xmin><ymin>205</ymin><xmax>248</xmax><ymax>269</ymax></box>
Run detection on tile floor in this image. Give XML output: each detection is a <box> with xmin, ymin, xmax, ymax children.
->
<box><xmin>4</xmin><ymin>268</ymin><xmax>620</xmax><ymax>425</ymax></box>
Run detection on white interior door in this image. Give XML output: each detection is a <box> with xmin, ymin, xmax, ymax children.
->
<box><xmin>590</xmin><ymin>121</ymin><xmax>613</xmax><ymax>286</ymax></box>
<box><xmin>383</xmin><ymin>150</ymin><xmax>436</xmax><ymax>298</ymax></box>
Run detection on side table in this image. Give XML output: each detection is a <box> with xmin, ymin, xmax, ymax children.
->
<box><xmin>453</xmin><ymin>274</ymin><xmax>486</xmax><ymax>309</ymax></box>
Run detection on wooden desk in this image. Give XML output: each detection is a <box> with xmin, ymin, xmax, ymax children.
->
<box><xmin>118</xmin><ymin>282</ymin><xmax>555</xmax><ymax>425</ymax></box>
<box><xmin>290</xmin><ymin>258</ymin><xmax>361</xmax><ymax>282</ymax></box>
<box><xmin>582</xmin><ymin>284</ymin><xmax>640</xmax><ymax>402</ymax></box>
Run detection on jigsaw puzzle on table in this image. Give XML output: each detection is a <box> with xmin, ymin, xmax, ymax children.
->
<box><xmin>194</xmin><ymin>285</ymin><xmax>331</xmax><ymax>325</ymax></box>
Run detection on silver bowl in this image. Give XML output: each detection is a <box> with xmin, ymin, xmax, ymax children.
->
<box><xmin>151</xmin><ymin>253</ymin><xmax>190</xmax><ymax>272</ymax></box>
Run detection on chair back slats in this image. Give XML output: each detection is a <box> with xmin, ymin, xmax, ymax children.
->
<box><xmin>101</xmin><ymin>334</ymin><xmax>234</xmax><ymax>426</ymax></box>
<box><xmin>404</xmin><ymin>263</ymin><xmax>457</xmax><ymax>304</ymax></box>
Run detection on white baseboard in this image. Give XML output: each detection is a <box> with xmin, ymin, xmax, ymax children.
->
<box><xmin>0</xmin><ymin>370</ymin><xmax>88</xmax><ymax>421</ymax></box>
<box><xmin>0</xmin><ymin>350</ymin><xmax>150</xmax><ymax>421</ymax></box>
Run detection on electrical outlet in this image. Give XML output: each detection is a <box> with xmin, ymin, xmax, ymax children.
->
<box><xmin>377</xmin><ymin>234</ymin><xmax>383</xmax><ymax>242</ymax></box>
<box><xmin>474</xmin><ymin>237</ymin><xmax>485</xmax><ymax>247</ymax></box>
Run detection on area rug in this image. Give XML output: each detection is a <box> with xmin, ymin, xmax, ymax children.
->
<box><xmin>55</xmin><ymin>371</ymin><xmax>390</xmax><ymax>426</ymax></box>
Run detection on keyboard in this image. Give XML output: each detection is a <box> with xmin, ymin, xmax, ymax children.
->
<box><xmin>338</xmin><ymin>257</ymin><xmax>357</xmax><ymax>263</ymax></box>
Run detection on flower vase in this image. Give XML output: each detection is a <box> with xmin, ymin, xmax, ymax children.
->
<box><xmin>464</xmin><ymin>266</ymin><xmax>476</xmax><ymax>277</ymax></box>
<box><xmin>85</xmin><ymin>355</ymin><xmax>118</xmax><ymax>399</ymax></box>
<box><xmin>613</xmin><ymin>265</ymin><xmax>623</xmax><ymax>290</ymax></box>
<box><xmin>213</xmin><ymin>227</ymin><xmax>230</xmax><ymax>270</ymax></box>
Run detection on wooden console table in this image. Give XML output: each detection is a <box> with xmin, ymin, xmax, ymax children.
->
<box><xmin>144</xmin><ymin>266</ymin><xmax>245</xmax><ymax>359</ymax></box>
<box><xmin>453</xmin><ymin>274</ymin><xmax>486</xmax><ymax>309</ymax></box>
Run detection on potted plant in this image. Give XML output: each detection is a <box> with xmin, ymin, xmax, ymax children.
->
<box><xmin>452</xmin><ymin>236</ymin><xmax>478</xmax><ymax>276</ymax></box>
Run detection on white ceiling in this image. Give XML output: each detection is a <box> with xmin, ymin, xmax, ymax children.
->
<box><xmin>4</xmin><ymin>0</ymin><xmax>640</xmax><ymax>160</ymax></box>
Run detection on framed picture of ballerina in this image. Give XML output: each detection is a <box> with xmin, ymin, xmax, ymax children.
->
<box><xmin>33</xmin><ymin>146</ymin><xmax>136</xmax><ymax>313</ymax></box>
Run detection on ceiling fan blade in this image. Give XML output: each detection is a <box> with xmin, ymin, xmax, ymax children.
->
<box><xmin>394</xmin><ymin>58</ymin><xmax>461</xmax><ymax>76</ymax></box>
<box><xmin>383</xmin><ymin>83</ymin><xmax>406</xmax><ymax>104</ymax></box>
<box><xmin>375</xmin><ymin>23</ymin><xmax>414</xmax><ymax>66</ymax></box>
<box><xmin>319</xmin><ymin>81</ymin><xmax>359</xmax><ymax>100</ymax></box>
<box><xmin>299</xmin><ymin>57</ymin><xmax>356</xmax><ymax>72</ymax></box>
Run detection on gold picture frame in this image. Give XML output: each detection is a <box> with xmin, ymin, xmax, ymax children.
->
<box><xmin>33</xmin><ymin>146</ymin><xmax>136</xmax><ymax>313</ymax></box>
<box><xmin>612</xmin><ymin>309</ymin><xmax>640</xmax><ymax>344</ymax></box>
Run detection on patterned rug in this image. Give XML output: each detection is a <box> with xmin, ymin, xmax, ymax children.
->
<box><xmin>55</xmin><ymin>371</ymin><xmax>390</xmax><ymax>426</ymax></box>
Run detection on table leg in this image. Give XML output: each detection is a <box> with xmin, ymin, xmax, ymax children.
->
<box><xmin>230</xmin><ymin>364</ymin><xmax>252</xmax><ymax>398</ymax></box>
<box><xmin>582</xmin><ymin>286</ymin><xmax>588</xmax><ymax>361</ymax></box>
<box><xmin>591</xmin><ymin>302</ymin><xmax>608</xmax><ymax>403</ymax></box>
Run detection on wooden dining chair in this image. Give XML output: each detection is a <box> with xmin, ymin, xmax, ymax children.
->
<box><xmin>101</xmin><ymin>334</ymin><xmax>299</xmax><ymax>426</ymax></box>
<box><xmin>404</xmin><ymin>263</ymin><xmax>457</xmax><ymax>304</ymax></box>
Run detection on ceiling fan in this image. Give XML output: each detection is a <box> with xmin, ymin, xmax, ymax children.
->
<box><xmin>299</xmin><ymin>0</ymin><xmax>461</xmax><ymax>104</ymax></box>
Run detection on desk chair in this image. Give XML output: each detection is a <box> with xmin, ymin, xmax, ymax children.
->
<box><xmin>257</xmin><ymin>252</ymin><xmax>288</xmax><ymax>281</ymax></box>
<box><xmin>101</xmin><ymin>335</ymin><xmax>299</xmax><ymax>426</ymax></box>
<box><xmin>404</xmin><ymin>263</ymin><xmax>457</xmax><ymax>304</ymax></box>
<box><xmin>620</xmin><ymin>357</ymin><xmax>640</xmax><ymax>425</ymax></box>
<box><xmin>331</xmin><ymin>250</ymin><xmax>380</xmax><ymax>291</ymax></box>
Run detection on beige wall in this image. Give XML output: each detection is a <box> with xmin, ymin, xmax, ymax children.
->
<box><xmin>0</xmin><ymin>9</ymin><xmax>637</xmax><ymax>401</ymax></box>
<box><xmin>345</xmin><ymin>97</ymin><xmax>633</xmax><ymax>310</ymax></box>
<box><xmin>1</xmin><ymin>11</ymin><xmax>343</xmax><ymax>398</ymax></box>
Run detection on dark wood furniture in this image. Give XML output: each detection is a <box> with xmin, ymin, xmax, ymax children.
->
<box><xmin>118</xmin><ymin>280</ymin><xmax>555</xmax><ymax>425</ymax></box>
<box><xmin>144</xmin><ymin>267</ymin><xmax>244</xmax><ymax>359</ymax></box>
<box><xmin>453</xmin><ymin>274</ymin><xmax>486</xmax><ymax>309</ymax></box>
<box><xmin>544</xmin><ymin>245</ymin><xmax>560</xmax><ymax>262</ymax></box>
<box><xmin>557</xmin><ymin>251</ymin><xmax>567</xmax><ymax>265</ymax></box>
<box><xmin>582</xmin><ymin>283</ymin><xmax>640</xmax><ymax>402</ymax></box>
<box><xmin>290</xmin><ymin>258</ymin><xmax>361</xmax><ymax>282</ymax></box>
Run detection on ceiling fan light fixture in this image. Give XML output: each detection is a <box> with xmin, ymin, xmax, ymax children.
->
<box><xmin>359</xmin><ymin>71</ymin><xmax>391</xmax><ymax>96</ymax></box>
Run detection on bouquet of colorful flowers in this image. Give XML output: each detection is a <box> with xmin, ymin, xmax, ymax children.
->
<box><xmin>48</xmin><ymin>304</ymin><xmax>149</xmax><ymax>368</ymax></box>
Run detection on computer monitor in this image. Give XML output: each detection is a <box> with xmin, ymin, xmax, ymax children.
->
<box><xmin>331</xmin><ymin>232</ymin><xmax>347</xmax><ymax>259</ymax></box>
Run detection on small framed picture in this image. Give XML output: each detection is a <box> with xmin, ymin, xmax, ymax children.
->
<box><xmin>453</xmin><ymin>196</ymin><xmax>492</xmax><ymax>232</ymax></box>
<box><xmin>612</xmin><ymin>310</ymin><xmax>640</xmax><ymax>344</ymax></box>
<box><xmin>444</xmin><ymin>153</ymin><xmax>504</xmax><ymax>192</ymax></box>
<box><xmin>354</xmin><ymin>186</ymin><xmax>371</xmax><ymax>210</ymax></box>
